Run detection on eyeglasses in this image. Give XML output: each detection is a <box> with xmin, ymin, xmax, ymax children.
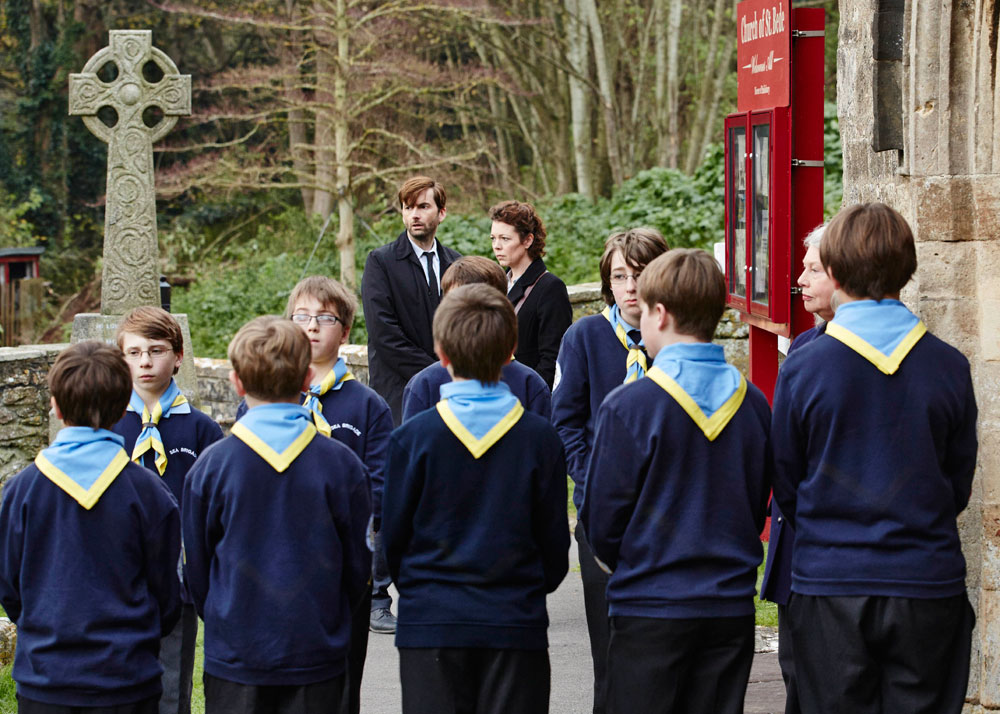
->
<box><xmin>124</xmin><ymin>347</ymin><xmax>174</xmax><ymax>361</ymax></box>
<box><xmin>291</xmin><ymin>313</ymin><xmax>345</xmax><ymax>328</ymax></box>
<box><xmin>610</xmin><ymin>272</ymin><xmax>642</xmax><ymax>285</ymax></box>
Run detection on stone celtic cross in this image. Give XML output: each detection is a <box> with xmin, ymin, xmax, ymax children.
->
<box><xmin>69</xmin><ymin>31</ymin><xmax>190</xmax><ymax>315</ymax></box>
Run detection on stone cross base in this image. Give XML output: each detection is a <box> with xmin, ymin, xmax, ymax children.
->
<box><xmin>51</xmin><ymin>313</ymin><xmax>203</xmax><ymax>442</ymax></box>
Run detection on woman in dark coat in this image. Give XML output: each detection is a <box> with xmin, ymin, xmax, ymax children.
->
<box><xmin>489</xmin><ymin>200</ymin><xmax>573</xmax><ymax>388</ymax></box>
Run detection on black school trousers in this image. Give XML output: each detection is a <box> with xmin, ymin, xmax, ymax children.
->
<box><xmin>203</xmin><ymin>673</ymin><xmax>344</xmax><ymax>714</ymax></box>
<box><xmin>398</xmin><ymin>647</ymin><xmax>550</xmax><ymax>714</ymax></box>
<box><xmin>787</xmin><ymin>593</ymin><xmax>974</xmax><ymax>714</ymax></box>
<box><xmin>340</xmin><ymin>582</ymin><xmax>372</xmax><ymax>714</ymax></box>
<box><xmin>606</xmin><ymin>613</ymin><xmax>755</xmax><ymax>714</ymax></box>
<box><xmin>576</xmin><ymin>523</ymin><xmax>610</xmax><ymax>714</ymax></box>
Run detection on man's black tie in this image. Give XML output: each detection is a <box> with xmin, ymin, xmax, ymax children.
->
<box><xmin>423</xmin><ymin>251</ymin><xmax>438</xmax><ymax>297</ymax></box>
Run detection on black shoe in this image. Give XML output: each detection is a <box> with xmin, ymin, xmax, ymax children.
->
<box><xmin>370</xmin><ymin>607</ymin><xmax>397</xmax><ymax>634</ymax></box>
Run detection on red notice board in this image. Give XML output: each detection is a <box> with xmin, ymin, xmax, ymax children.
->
<box><xmin>737</xmin><ymin>0</ymin><xmax>791</xmax><ymax>112</ymax></box>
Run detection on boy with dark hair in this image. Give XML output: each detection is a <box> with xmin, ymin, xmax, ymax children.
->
<box><xmin>112</xmin><ymin>306</ymin><xmax>223</xmax><ymax>714</ymax></box>
<box><xmin>551</xmin><ymin>226</ymin><xmax>668</xmax><ymax>714</ymax></box>
<box><xmin>772</xmin><ymin>203</ymin><xmax>978</xmax><ymax>714</ymax></box>
<box><xmin>383</xmin><ymin>284</ymin><xmax>570</xmax><ymax>714</ymax></box>
<box><xmin>0</xmin><ymin>341</ymin><xmax>181</xmax><ymax>713</ymax></box>
<box><xmin>582</xmin><ymin>249</ymin><xmax>771</xmax><ymax>714</ymax></box>
<box><xmin>183</xmin><ymin>316</ymin><xmax>372</xmax><ymax>714</ymax></box>
<box><xmin>402</xmin><ymin>256</ymin><xmax>552</xmax><ymax>420</ymax></box>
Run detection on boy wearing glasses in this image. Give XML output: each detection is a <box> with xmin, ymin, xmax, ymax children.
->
<box><xmin>113</xmin><ymin>306</ymin><xmax>223</xmax><ymax>714</ymax></box>
<box><xmin>236</xmin><ymin>276</ymin><xmax>392</xmax><ymax>714</ymax></box>
<box><xmin>550</xmin><ymin>227</ymin><xmax>667</xmax><ymax>714</ymax></box>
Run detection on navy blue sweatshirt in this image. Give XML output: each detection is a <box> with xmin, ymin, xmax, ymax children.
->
<box><xmin>382</xmin><ymin>408</ymin><xmax>570</xmax><ymax>649</ymax></box>
<box><xmin>182</xmin><ymin>433</ymin><xmax>372</xmax><ymax>685</ymax></box>
<box><xmin>582</xmin><ymin>372</ymin><xmax>771</xmax><ymax>618</ymax></box>
<box><xmin>771</xmin><ymin>329</ymin><xmax>978</xmax><ymax>598</ymax></box>
<box><xmin>401</xmin><ymin>361</ymin><xmax>552</xmax><ymax>422</ymax></box>
<box><xmin>236</xmin><ymin>380</ymin><xmax>391</xmax><ymax>525</ymax></box>
<box><xmin>113</xmin><ymin>407</ymin><xmax>223</xmax><ymax>505</ymax></box>
<box><xmin>552</xmin><ymin>313</ymin><xmax>636</xmax><ymax>511</ymax></box>
<box><xmin>0</xmin><ymin>461</ymin><xmax>181</xmax><ymax>706</ymax></box>
<box><xmin>761</xmin><ymin>323</ymin><xmax>824</xmax><ymax>605</ymax></box>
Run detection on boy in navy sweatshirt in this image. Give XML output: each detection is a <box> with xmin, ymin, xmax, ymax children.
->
<box><xmin>550</xmin><ymin>227</ymin><xmax>667</xmax><ymax>714</ymax></box>
<box><xmin>234</xmin><ymin>276</ymin><xmax>392</xmax><ymax>711</ymax></box>
<box><xmin>383</xmin><ymin>284</ymin><xmax>570</xmax><ymax>714</ymax></box>
<box><xmin>112</xmin><ymin>306</ymin><xmax>223</xmax><ymax>714</ymax></box>
<box><xmin>402</xmin><ymin>256</ymin><xmax>551</xmax><ymax>421</ymax></box>
<box><xmin>771</xmin><ymin>203</ymin><xmax>978</xmax><ymax>714</ymax></box>
<box><xmin>0</xmin><ymin>341</ymin><xmax>181</xmax><ymax>713</ymax></box>
<box><xmin>582</xmin><ymin>249</ymin><xmax>771</xmax><ymax>714</ymax></box>
<box><xmin>183</xmin><ymin>316</ymin><xmax>371</xmax><ymax>714</ymax></box>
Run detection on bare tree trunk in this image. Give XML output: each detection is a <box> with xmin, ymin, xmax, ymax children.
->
<box><xmin>565</xmin><ymin>0</ymin><xmax>593</xmax><ymax>197</ymax></box>
<box><xmin>284</xmin><ymin>1</ymin><xmax>313</xmax><ymax>210</ymax></box>
<box><xmin>666</xmin><ymin>0</ymin><xmax>683</xmax><ymax>168</ymax></box>
<box><xmin>312</xmin><ymin>4</ymin><xmax>335</xmax><ymax>220</ymax></box>
<box><xmin>683</xmin><ymin>0</ymin><xmax>729</xmax><ymax>172</ymax></box>
<box><xmin>333</xmin><ymin>0</ymin><xmax>355</xmax><ymax>287</ymax></box>
<box><xmin>581</xmin><ymin>0</ymin><xmax>624</xmax><ymax>187</ymax></box>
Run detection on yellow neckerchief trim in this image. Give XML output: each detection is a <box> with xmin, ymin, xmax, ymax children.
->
<box><xmin>306</xmin><ymin>368</ymin><xmax>356</xmax><ymax>438</ymax></box>
<box><xmin>646</xmin><ymin>366</ymin><xmax>747</xmax><ymax>441</ymax></box>
<box><xmin>132</xmin><ymin>393</ymin><xmax>188</xmax><ymax>475</ymax></box>
<box><xmin>603</xmin><ymin>306</ymin><xmax>647</xmax><ymax>383</ymax></box>
<box><xmin>435</xmin><ymin>400</ymin><xmax>525</xmax><ymax>459</ymax></box>
<box><xmin>231</xmin><ymin>421</ymin><xmax>317</xmax><ymax>473</ymax></box>
<box><xmin>824</xmin><ymin>320</ymin><xmax>926</xmax><ymax>375</ymax></box>
<box><xmin>35</xmin><ymin>449</ymin><xmax>130</xmax><ymax>510</ymax></box>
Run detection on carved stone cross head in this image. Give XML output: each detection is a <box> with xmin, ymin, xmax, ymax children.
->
<box><xmin>69</xmin><ymin>30</ymin><xmax>191</xmax><ymax>144</ymax></box>
<box><xmin>68</xmin><ymin>30</ymin><xmax>191</xmax><ymax>315</ymax></box>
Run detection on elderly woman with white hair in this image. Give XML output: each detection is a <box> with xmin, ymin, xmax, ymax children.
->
<box><xmin>759</xmin><ymin>221</ymin><xmax>834</xmax><ymax>714</ymax></box>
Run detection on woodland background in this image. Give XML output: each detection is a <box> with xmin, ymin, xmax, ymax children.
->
<box><xmin>0</xmin><ymin>0</ymin><xmax>840</xmax><ymax>357</ymax></box>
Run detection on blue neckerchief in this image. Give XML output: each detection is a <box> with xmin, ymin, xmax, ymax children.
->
<box><xmin>652</xmin><ymin>343</ymin><xmax>742</xmax><ymax>416</ymax></box>
<box><xmin>128</xmin><ymin>380</ymin><xmax>190</xmax><ymax>476</ymax></box>
<box><xmin>231</xmin><ymin>403</ymin><xmax>316</xmax><ymax>472</ymax></box>
<box><xmin>301</xmin><ymin>358</ymin><xmax>355</xmax><ymax>437</ymax></box>
<box><xmin>603</xmin><ymin>305</ymin><xmax>647</xmax><ymax>382</ymax></box>
<box><xmin>436</xmin><ymin>380</ymin><xmax>524</xmax><ymax>459</ymax></box>
<box><xmin>829</xmin><ymin>299</ymin><xmax>923</xmax><ymax>364</ymax></box>
<box><xmin>35</xmin><ymin>427</ymin><xmax>130</xmax><ymax>509</ymax></box>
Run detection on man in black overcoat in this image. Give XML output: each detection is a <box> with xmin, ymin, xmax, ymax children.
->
<box><xmin>361</xmin><ymin>176</ymin><xmax>461</xmax><ymax>636</ymax></box>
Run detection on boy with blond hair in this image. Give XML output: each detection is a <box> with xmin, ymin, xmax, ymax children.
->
<box><xmin>383</xmin><ymin>284</ymin><xmax>569</xmax><ymax>714</ymax></box>
<box><xmin>582</xmin><ymin>249</ymin><xmax>771</xmax><ymax>714</ymax></box>
<box><xmin>402</xmin><ymin>256</ymin><xmax>551</xmax><ymax>420</ymax></box>
<box><xmin>112</xmin><ymin>306</ymin><xmax>223</xmax><ymax>714</ymax></box>
<box><xmin>183</xmin><ymin>316</ymin><xmax>371</xmax><ymax>714</ymax></box>
<box><xmin>0</xmin><ymin>341</ymin><xmax>181</xmax><ymax>712</ymax></box>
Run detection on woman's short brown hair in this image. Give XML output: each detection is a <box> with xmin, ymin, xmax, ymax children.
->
<box><xmin>599</xmin><ymin>227</ymin><xmax>670</xmax><ymax>305</ymax></box>
<box><xmin>285</xmin><ymin>275</ymin><xmax>358</xmax><ymax>329</ymax></box>
<box><xmin>49</xmin><ymin>341</ymin><xmax>133</xmax><ymax>429</ymax></box>
<box><xmin>638</xmin><ymin>249</ymin><xmax>725</xmax><ymax>342</ymax></box>
<box><xmin>228</xmin><ymin>316</ymin><xmax>311</xmax><ymax>401</ymax></box>
<box><xmin>441</xmin><ymin>256</ymin><xmax>508</xmax><ymax>295</ymax></box>
<box><xmin>488</xmin><ymin>200</ymin><xmax>547</xmax><ymax>260</ymax></box>
<box><xmin>398</xmin><ymin>176</ymin><xmax>446</xmax><ymax>211</ymax></box>
<box><xmin>820</xmin><ymin>203</ymin><xmax>917</xmax><ymax>300</ymax></box>
<box><xmin>433</xmin><ymin>284</ymin><xmax>517</xmax><ymax>384</ymax></box>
